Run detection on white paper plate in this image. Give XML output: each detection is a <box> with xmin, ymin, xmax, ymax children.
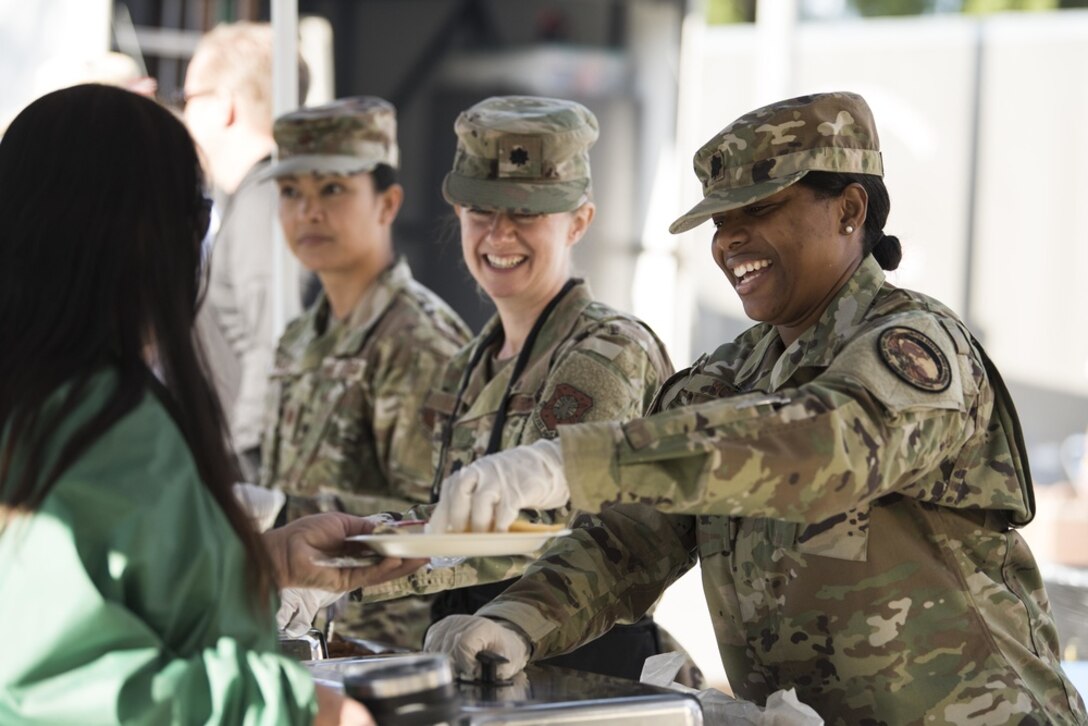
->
<box><xmin>344</xmin><ymin>530</ymin><xmax>571</xmax><ymax>558</ymax></box>
<box><xmin>312</xmin><ymin>554</ymin><xmax>382</xmax><ymax>568</ymax></box>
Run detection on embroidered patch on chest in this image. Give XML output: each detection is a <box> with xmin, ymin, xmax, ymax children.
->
<box><xmin>539</xmin><ymin>383</ymin><xmax>594</xmax><ymax>429</ymax></box>
<box><xmin>877</xmin><ymin>327</ymin><xmax>952</xmax><ymax>392</ymax></box>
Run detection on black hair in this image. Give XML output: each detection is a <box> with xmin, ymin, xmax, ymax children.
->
<box><xmin>0</xmin><ymin>85</ymin><xmax>272</xmax><ymax>603</ymax></box>
<box><xmin>371</xmin><ymin>163</ymin><xmax>397</xmax><ymax>193</ymax></box>
<box><xmin>797</xmin><ymin>171</ymin><xmax>902</xmax><ymax>271</ymax></box>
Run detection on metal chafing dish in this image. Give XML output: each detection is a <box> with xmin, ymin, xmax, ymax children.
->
<box><xmin>279</xmin><ymin>629</ymin><xmax>415</xmax><ymax>661</ymax></box>
<box><xmin>278</xmin><ymin>628</ymin><xmax>328</xmax><ymax>661</ymax></box>
<box><xmin>305</xmin><ymin>654</ymin><xmax>703</xmax><ymax>725</ymax></box>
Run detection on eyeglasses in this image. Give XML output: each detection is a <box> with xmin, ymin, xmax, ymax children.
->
<box><xmin>169</xmin><ymin>88</ymin><xmax>216</xmax><ymax>111</ymax></box>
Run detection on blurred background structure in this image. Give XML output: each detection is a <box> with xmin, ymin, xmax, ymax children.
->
<box><xmin>3</xmin><ymin>0</ymin><xmax>1086</xmax><ymax>695</ymax></box>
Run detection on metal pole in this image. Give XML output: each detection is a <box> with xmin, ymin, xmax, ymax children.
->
<box><xmin>962</xmin><ymin>19</ymin><xmax>985</xmax><ymax>339</ymax></box>
<box><xmin>754</xmin><ymin>0</ymin><xmax>797</xmax><ymax>104</ymax></box>
<box><xmin>270</xmin><ymin>0</ymin><xmax>302</xmax><ymax>335</ymax></box>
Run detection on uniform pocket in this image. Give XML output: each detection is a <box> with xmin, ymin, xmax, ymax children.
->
<box><xmin>696</xmin><ymin>515</ymin><xmax>737</xmax><ymax>559</ymax></box>
<box><xmin>792</xmin><ymin>506</ymin><xmax>870</xmax><ymax>562</ymax></box>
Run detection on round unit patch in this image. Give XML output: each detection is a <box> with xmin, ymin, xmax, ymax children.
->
<box><xmin>877</xmin><ymin>327</ymin><xmax>952</xmax><ymax>393</ymax></box>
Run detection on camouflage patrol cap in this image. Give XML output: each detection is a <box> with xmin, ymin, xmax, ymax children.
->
<box><xmin>669</xmin><ymin>91</ymin><xmax>883</xmax><ymax>234</ymax></box>
<box><xmin>266</xmin><ymin>96</ymin><xmax>398</xmax><ymax>179</ymax></box>
<box><xmin>442</xmin><ymin>95</ymin><xmax>598</xmax><ymax>215</ymax></box>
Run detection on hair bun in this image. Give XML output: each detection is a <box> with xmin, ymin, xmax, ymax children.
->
<box><xmin>873</xmin><ymin>233</ymin><xmax>902</xmax><ymax>271</ymax></box>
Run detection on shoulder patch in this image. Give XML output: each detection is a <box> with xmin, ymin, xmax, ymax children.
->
<box><xmin>877</xmin><ymin>326</ymin><xmax>952</xmax><ymax>393</ymax></box>
<box><xmin>539</xmin><ymin>383</ymin><xmax>594</xmax><ymax>430</ymax></box>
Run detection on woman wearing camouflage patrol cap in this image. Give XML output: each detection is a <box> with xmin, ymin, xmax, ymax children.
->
<box><xmin>248</xmin><ymin>96</ymin><xmax>472</xmax><ymax>648</ymax></box>
<box><xmin>362</xmin><ymin>95</ymin><xmax>701</xmax><ymax>682</ymax></box>
<box><xmin>425</xmin><ymin>91</ymin><xmax>1087</xmax><ymax>723</ymax></box>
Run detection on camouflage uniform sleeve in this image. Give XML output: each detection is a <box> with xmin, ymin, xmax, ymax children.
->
<box><xmin>562</xmin><ymin>313</ymin><xmax>993</xmax><ymax>523</ymax></box>
<box><xmin>367</xmin><ymin>320</ymin><xmax>465</xmax><ymax>510</ymax></box>
<box><xmin>476</xmin><ymin>504</ymin><xmax>697</xmax><ymax>660</ymax></box>
<box><xmin>530</xmin><ymin>318</ymin><xmax>673</xmax><ymax>436</ymax></box>
<box><xmin>257</xmin><ymin>322</ymin><xmax>301</xmax><ymax>490</ymax></box>
<box><xmin>364</xmin><ymin>317</ymin><xmax>673</xmax><ymax>603</ymax></box>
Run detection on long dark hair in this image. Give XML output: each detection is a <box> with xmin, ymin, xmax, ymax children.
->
<box><xmin>798</xmin><ymin>171</ymin><xmax>902</xmax><ymax>271</ymax></box>
<box><xmin>0</xmin><ymin>85</ymin><xmax>271</xmax><ymax>603</ymax></box>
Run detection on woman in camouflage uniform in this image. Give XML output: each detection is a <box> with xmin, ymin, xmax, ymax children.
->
<box><xmin>424</xmin><ymin>92</ymin><xmax>1088</xmax><ymax>724</ymax></box>
<box><xmin>366</xmin><ymin>96</ymin><xmax>694</xmax><ymax>680</ymax></box>
<box><xmin>255</xmin><ymin>97</ymin><xmax>471</xmax><ymax>648</ymax></box>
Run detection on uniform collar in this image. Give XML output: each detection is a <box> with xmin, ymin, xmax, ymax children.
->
<box><xmin>474</xmin><ymin>279</ymin><xmax>594</xmax><ymax>363</ymax></box>
<box><xmin>310</xmin><ymin>257</ymin><xmax>413</xmax><ymax>357</ymax></box>
<box><xmin>732</xmin><ymin>255</ymin><xmax>886</xmax><ymax>390</ymax></box>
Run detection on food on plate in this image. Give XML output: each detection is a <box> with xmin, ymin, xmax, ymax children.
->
<box><xmin>506</xmin><ymin>520</ymin><xmax>567</xmax><ymax>534</ymax></box>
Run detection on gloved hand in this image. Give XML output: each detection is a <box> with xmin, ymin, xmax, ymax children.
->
<box><xmin>232</xmin><ymin>482</ymin><xmax>286</xmax><ymax>533</ymax></box>
<box><xmin>428</xmin><ymin>438</ymin><xmax>569</xmax><ymax>533</ymax></box>
<box><xmin>424</xmin><ymin>614</ymin><xmax>531</xmax><ymax>681</ymax></box>
<box><xmin>276</xmin><ymin>588</ymin><xmax>344</xmax><ymax>637</ymax></box>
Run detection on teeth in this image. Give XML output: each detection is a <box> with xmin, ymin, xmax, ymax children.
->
<box><xmin>733</xmin><ymin>259</ymin><xmax>771</xmax><ymax>279</ymax></box>
<box><xmin>486</xmin><ymin>254</ymin><xmax>526</xmax><ymax>269</ymax></box>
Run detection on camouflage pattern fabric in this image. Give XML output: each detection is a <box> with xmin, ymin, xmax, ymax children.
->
<box><xmin>477</xmin><ymin>257</ymin><xmax>1087</xmax><ymax>725</ymax></box>
<box><xmin>259</xmin><ymin>258</ymin><xmax>470</xmax><ymax>647</ymax></box>
<box><xmin>363</xmin><ymin>280</ymin><xmax>673</xmax><ymax>602</ymax></box>
<box><xmin>442</xmin><ymin>95</ymin><xmax>598</xmax><ymax>215</ymax></box>
<box><xmin>266</xmin><ymin>96</ymin><xmax>399</xmax><ymax>179</ymax></box>
<box><xmin>670</xmin><ymin>91</ymin><xmax>883</xmax><ymax>234</ymax></box>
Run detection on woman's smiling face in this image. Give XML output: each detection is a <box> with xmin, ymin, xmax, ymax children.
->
<box><xmin>456</xmin><ymin>204</ymin><xmax>593</xmax><ymax>311</ymax></box>
<box><xmin>710</xmin><ymin>181</ymin><xmax>866</xmax><ymax>341</ymax></box>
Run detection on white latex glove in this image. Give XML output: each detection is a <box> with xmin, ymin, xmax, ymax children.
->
<box><xmin>232</xmin><ymin>482</ymin><xmax>286</xmax><ymax>533</ymax></box>
<box><xmin>428</xmin><ymin>438</ymin><xmax>569</xmax><ymax>533</ymax></box>
<box><xmin>276</xmin><ymin>588</ymin><xmax>343</xmax><ymax>637</ymax></box>
<box><xmin>424</xmin><ymin>614</ymin><xmax>531</xmax><ymax>681</ymax></box>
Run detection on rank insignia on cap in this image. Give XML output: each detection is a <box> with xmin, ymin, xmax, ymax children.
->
<box><xmin>709</xmin><ymin>153</ymin><xmax>723</xmax><ymax>180</ymax></box>
<box><xmin>497</xmin><ymin>135</ymin><xmax>542</xmax><ymax>178</ymax></box>
<box><xmin>540</xmin><ymin>383</ymin><xmax>594</xmax><ymax>430</ymax></box>
<box><xmin>877</xmin><ymin>327</ymin><xmax>952</xmax><ymax>393</ymax></box>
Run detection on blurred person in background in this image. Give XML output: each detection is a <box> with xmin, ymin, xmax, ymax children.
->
<box><xmin>0</xmin><ymin>83</ymin><xmax>426</xmax><ymax>725</ymax></box>
<box><xmin>182</xmin><ymin>21</ymin><xmax>316</xmax><ymax>480</ymax></box>
<box><xmin>361</xmin><ymin>95</ymin><xmax>701</xmax><ymax>683</ymax></box>
<box><xmin>423</xmin><ymin>92</ymin><xmax>1087</xmax><ymax>724</ymax></box>
<box><xmin>33</xmin><ymin>51</ymin><xmax>158</xmax><ymax>99</ymax></box>
<box><xmin>248</xmin><ymin>97</ymin><xmax>471</xmax><ymax>650</ymax></box>
<box><xmin>0</xmin><ymin>51</ymin><xmax>157</xmax><ymax>137</ymax></box>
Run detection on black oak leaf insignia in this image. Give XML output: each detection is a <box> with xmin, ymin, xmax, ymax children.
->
<box><xmin>509</xmin><ymin>146</ymin><xmax>530</xmax><ymax>166</ymax></box>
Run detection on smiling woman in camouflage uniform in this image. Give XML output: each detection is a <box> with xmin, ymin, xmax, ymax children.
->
<box><xmin>424</xmin><ymin>92</ymin><xmax>1088</xmax><ymax>724</ymax></box>
<box><xmin>256</xmin><ymin>97</ymin><xmax>471</xmax><ymax>648</ymax></box>
<box><xmin>365</xmin><ymin>96</ymin><xmax>691</xmax><ymax>680</ymax></box>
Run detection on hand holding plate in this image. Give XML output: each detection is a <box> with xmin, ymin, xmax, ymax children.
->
<box><xmin>264</xmin><ymin>512</ymin><xmax>426</xmax><ymax>591</ymax></box>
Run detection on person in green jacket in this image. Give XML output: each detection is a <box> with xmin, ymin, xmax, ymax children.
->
<box><xmin>0</xmin><ymin>84</ymin><xmax>421</xmax><ymax>725</ymax></box>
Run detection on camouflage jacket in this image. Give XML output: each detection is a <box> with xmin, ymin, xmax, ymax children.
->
<box><xmin>478</xmin><ymin>257</ymin><xmax>1087</xmax><ymax>725</ymax></box>
<box><xmin>364</xmin><ymin>279</ymin><xmax>673</xmax><ymax>601</ymax></box>
<box><xmin>259</xmin><ymin>258</ymin><xmax>470</xmax><ymax>515</ymax></box>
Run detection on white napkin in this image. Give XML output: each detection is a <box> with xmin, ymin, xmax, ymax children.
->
<box><xmin>640</xmin><ymin>652</ymin><xmax>824</xmax><ymax>725</ymax></box>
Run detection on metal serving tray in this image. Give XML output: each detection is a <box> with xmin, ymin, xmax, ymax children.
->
<box><xmin>305</xmin><ymin>655</ymin><xmax>703</xmax><ymax>725</ymax></box>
